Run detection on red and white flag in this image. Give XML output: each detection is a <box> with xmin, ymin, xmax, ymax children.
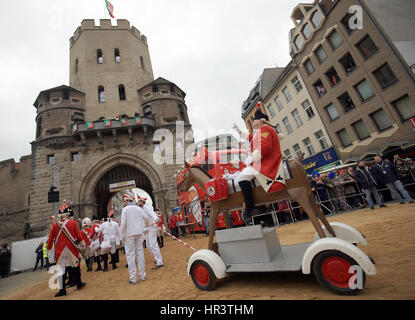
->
<box><xmin>105</xmin><ymin>0</ymin><xmax>115</xmax><ymax>18</ymax></box>
<box><xmin>410</xmin><ymin>116</ymin><xmax>415</xmax><ymax>129</ymax></box>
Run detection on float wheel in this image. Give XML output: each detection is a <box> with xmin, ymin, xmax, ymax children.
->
<box><xmin>312</xmin><ymin>250</ymin><xmax>366</xmax><ymax>296</ymax></box>
<box><xmin>190</xmin><ymin>260</ymin><xmax>217</xmax><ymax>291</ymax></box>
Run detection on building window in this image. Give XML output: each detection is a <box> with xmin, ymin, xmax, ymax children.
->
<box><xmin>303</xmin><ymin>137</ymin><xmax>315</xmax><ymax>156</ymax></box>
<box><xmin>119</xmin><ymin>84</ymin><xmax>126</xmax><ymax>100</ymax></box>
<box><xmin>114</xmin><ymin>48</ymin><xmax>120</xmax><ymax>63</ymax></box>
<box><xmin>325</xmin><ymin>103</ymin><xmax>340</xmax><ymax>121</ymax></box>
<box><xmin>266</xmin><ymin>103</ymin><xmax>276</xmax><ymax>118</ymax></box>
<box><xmin>373</xmin><ymin>64</ymin><xmax>398</xmax><ymax>89</ymax></box>
<box><xmin>36</xmin><ymin>116</ymin><xmax>42</xmax><ymax>138</ymax></box>
<box><xmin>152</xmin><ymin>85</ymin><xmax>158</xmax><ymax>93</ymax></box>
<box><xmin>178</xmin><ymin>104</ymin><xmax>187</xmax><ymax>121</ymax></box>
<box><xmin>327</xmin><ymin>29</ymin><xmax>343</xmax><ymax>50</ymax></box>
<box><xmin>370</xmin><ymin>109</ymin><xmax>393</xmax><ymax>131</ymax></box>
<box><xmin>293</xmin><ymin>144</ymin><xmax>302</xmax><ymax>158</ymax></box>
<box><xmin>291</xmin><ymin>76</ymin><xmax>303</xmax><ymax>93</ymax></box>
<box><xmin>304</xmin><ymin>58</ymin><xmax>315</xmax><ymax>75</ymax></box>
<box><xmin>98</xmin><ymin>86</ymin><xmax>105</xmax><ymax>103</ymax></box>
<box><xmin>63</xmin><ymin>90</ymin><xmax>70</xmax><ymax>100</ymax></box>
<box><xmin>355</xmin><ymin>79</ymin><xmax>374</xmax><ymax>101</ymax></box>
<box><xmin>315</xmin><ymin>45</ymin><xmax>328</xmax><ymax>64</ymax></box>
<box><xmin>140</xmin><ymin>56</ymin><xmax>145</xmax><ymax>70</ymax></box>
<box><xmin>314</xmin><ymin>79</ymin><xmax>327</xmax><ymax>97</ymax></box>
<box><xmin>302</xmin><ymin>23</ymin><xmax>313</xmax><ymax>40</ymax></box>
<box><xmin>338</xmin><ymin>92</ymin><xmax>355</xmax><ymax>113</ymax></box>
<box><xmin>71</xmin><ymin>152</ymin><xmax>80</xmax><ymax>162</ymax></box>
<box><xmin>276</xmin><ymin>123</ymin><xmax>283</xmax><ymax>134</ymax></box>
<box><xmin>283</xmin><ymin>87</ymin><xmax>292</xmax><ymax>102</ymax></box>
<box><xmin>284</xmin><ymin>149</ymin><xmax>292</xmax><ymax>159</ymax></box>
<box><xmin>274</xmin><ymin>96</ymin><xmax>283</xmax><ymax>111</ymax></box>
<box><xmin>341</xmin><ymin>12</ymin><xmax>356</xmax><ymax>34</ymax></box>
<box><xmin>392</xmin><ymin>95</ymin><xmax>415</xmax><ymax>120</ymax></box>
<box><xmin>294</xmin><ymin>35</ymin><xmax>304</xmax><ymax>50</ymax></box>
<box><xmin>97</xmin><ymin>49</ymin><xmax>103</xmax><ymax>64</ymax></box>
<box><xmin>352</xmin><ymin>120</ymin><xmax>371</xmax><ymax>140</ymax></box>
<box><xmin>170</xmin><ymin>85</ymin><xmax>176</xmax><ymax>94</ymax></box>
<box><xmin>292</xmin><ymin>109</ymin><xmax>303</xmax><ymax>127</ymax></box>
<box><xmin>72</xmin><ymin>112</ymin><xmax>84</xmax><ymax>122</ymax></box>
<box><xmin>143</xmin><ymin>105</ymin><xmax>152</xmax><ymax>116</ymax></box>
<box><xmin>311</xmin><ymin>10</ymin><xmax>323</xmax><ymax>28</ymax></box>
<box><xmin>75</xmin><ymin>59</ymin><xmax>79</xmax><ymax>74</ymax></box>
<box><xmin>339</xmin><ymin>52</ymin><xmax>357</xmax><ymax>75</ymax></box>
<box><xmin>315</xmin><ymin>130</ymin><xmax>329</xmax><ymax>150</ymax></box>
<box><xmin>325</xmin><ymin>67</ymin><xmax>341</xmax><ymax>87</ymax></box>
<box><xmin>356</xmin><ymin>35</ymin><xmax>378</xmax><ymax>59</ymax></box>
<box><xmin>302</xmin><ymin>100</ymin><xmax>315</xmax><ymax>119</ymax></box>
<box><xmin>283</xmin><ymin>117</ymin><xmax>293</xmax><ymax>134</ymax></box>
<box><xmin>47</xmin><ymin>155</ymin><xmax>55</xmax><ymax>165</ymax></box>
<box><xmin>336</xmin><ymin>129</ymin><xmax>353</xmax><ymax>147</ymax></box>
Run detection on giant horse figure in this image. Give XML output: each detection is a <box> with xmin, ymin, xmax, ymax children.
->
<box><xmin>183</xmin><ymin>158</ymin><xmax>336</xmax><ymax>252</ymax></box>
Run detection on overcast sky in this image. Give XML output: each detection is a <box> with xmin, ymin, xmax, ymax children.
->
<box><xmin>0</xmin><ymin>0</ymin><xmax>302</xmax><ymax>162</ymax></box>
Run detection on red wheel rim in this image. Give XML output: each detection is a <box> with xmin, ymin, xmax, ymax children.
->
<box><xmin>321</xmin><ymin>256</ymin><xmax>353</xmax><ymax>288</ymax></box>
<box><xmin>193</xmin><ymin>263</ymin><xmax>210</xmax><ymax>287</ymax></box>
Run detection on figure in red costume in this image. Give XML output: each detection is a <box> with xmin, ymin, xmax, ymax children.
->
<box><xmin>47</xmin><ymin>201</ymin><xmax>86</xmax><ymax>297</ymax></box>
<box><xmin>81</xmin><ymin>217</ymin><xmax>94</xmax><ymax>272</ymax></box>
<box><xmin>232</xmin><ymin>102</ymin><xmax>286</xmax><ymax>218</ymax></box>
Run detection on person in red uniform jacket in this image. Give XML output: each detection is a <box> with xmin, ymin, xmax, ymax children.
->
<box><xmin>81</xmin><ymin>217</ymin><xmax>94</xmax><ymax>272</ymax></box>
<box><xmin>47</xmin><ymin>205</ymin><xmax>86</xmax><ymax>297</ymax></box>
<box><xmin>233</xmin><ymin>102</ymin><xmax>285</xmax><ymax>218</ymax></box>
<box><xmin>155</xmin><ymin>208</ymin><xmax>165</xmax><ymax>248</ymax></box>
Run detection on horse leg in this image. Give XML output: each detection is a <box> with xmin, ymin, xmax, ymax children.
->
<box><xmin>222</xmin><ymin>210</ymin><xmax>231</xmax><ymax>229</ymax></box>
<box><xmin>208</xmin><ymin>207</ymin><xmax>219</xmax><ymax>252</ymax></box>
<box><xmin>310</xmin><ymin>198</ymin><xmax>336</xmax><ymax>237</ymax></box>
<box><xmin>288</xmin><ymin>188</ymin><xmax>327</xmax><ymax>239</ymax></box>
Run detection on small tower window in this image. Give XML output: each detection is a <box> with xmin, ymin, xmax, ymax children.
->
<box><xmin>115</xmin><ymin>49</ymin><xmax>120</xmax><ymax>63</ymax></box>
<box><xmin>63</xmin><ymin>90</ymin><xmax>70</xmax><ymax>100</ymax></box>
<box><xmin>75</xmin><ymin>59</ymin><xmax>79</xmax><ymax>74</ymax></box>
<box><xmin>170</xmin><ymin>84</ymin><xmax>175</xmax><ymax>94</ymax></box>
<box><xmin>45</xmin><ymin>94</ymin><xmax>50</xmax><ymax>103</ymax></box>
<box><xmin>98</xmin><ymin>86</ymin><xmax>105</xmax><ymax>103</ymax></box>
<box><xmin>36</xmin><ymin>116</ymin><xmax>42</xmax><ymax>138</ymax></box>
<box><xmin>143</xmin><ymin>105</ymin><xmax>152</xmax><ymax>116</ymax></box>
<box><xmin>140</xmin><ymin>56</ymin><xmax>145</xmax><ymax>70</ymax></box>
<box><xmin>152</xmin><ymin>85</ymin><xmax>158</xmax><ymax>93</ymax></box>
<box><xmin>97</xmin><ymin>49</ymin><xmax>103</xmax><ymax>64</ymax></box>
<box><xmin>119</xmin><ymin>84</ymin><xmax>126</xmax><ymax>100</ymax></box>
<box><xmin>178</xmin><ymin>104</ymin><xmax>186</xmax><ymax>121</ymax></box>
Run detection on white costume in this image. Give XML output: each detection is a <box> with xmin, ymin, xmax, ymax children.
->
<box><xmin>120</xmin><ymin>201</ymin><xmax>147</xmax><ymax>283</ymax></box>
<box><xmin>143</xmin><ymin>203</ymin><xmax>164</xmax><ymax>267</ymax></box>
<box><xmin>97</xmin><ymin>219</ymin><xmax>119</xmax><ymax>255</ymax></box>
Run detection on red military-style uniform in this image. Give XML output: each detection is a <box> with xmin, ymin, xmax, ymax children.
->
<box><xmin>47</xmin><ymin>218</ymin><xmax>84</xmax><ymax>266</ymax></box>
<box><xmin>247</xmin><ymin>125</ymin><xmax>285</xmax><ymax>193</ymax></box>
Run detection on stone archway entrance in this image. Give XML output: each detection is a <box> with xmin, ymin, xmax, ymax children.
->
<box><xmin>94</xmin><ymin>165</ymin><xmax>153</xmax><ymax>219</ymax></box>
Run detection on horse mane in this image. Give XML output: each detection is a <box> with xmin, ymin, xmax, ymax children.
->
<box><xmin>189</xmin><ymin>165</ymin><xmax>213</xmax><ymax>179</ymax></box>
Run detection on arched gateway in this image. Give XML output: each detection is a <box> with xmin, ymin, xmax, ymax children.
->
<box><xmin>77</xmin><ymin>154</ymin><xmax>164</xmax><ymax>219</ymax></box>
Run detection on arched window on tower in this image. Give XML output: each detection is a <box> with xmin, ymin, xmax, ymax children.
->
<box><xmin>114</xmin><ymin>48</ymin><xmax>120</xmax><ymax>63</ymax></box>
<box><xmin>152</xmin><ymin>85</ymin><xmax>158</xmax><ymax>93</ymax></box>
<box><xmin>36</xmin><ymin>116</ymin><xmax>42</xmax><ymax>138</ymax></box>
<box><xmin>140</xmin><ymin>56</ymin><xmax>145</xmax><ymax>70</ymax></box>
<box><xmin>178</xmin><ymin>104</ymin><xmax>186</xmax><ymax>121</ymax></box>
<box><xmin>63</xmin><ymin>90</ymin><xmax>70</xmax><ymax>101</ymax></box>
<box><xmin>75</xmin><ymin>58</ymin><xmax>79</xmax><ymax>74</ymax></box>
<box><xmin>119</xmin><ymin>84</ymin><xmax>126</xmax><ymax>101</ymax></box>
<box><xmin>143</xmin><ymin>105</ymin><xmax>152</xmax><ymax>116</ymax></box>
<box><xmin>98</xmin><ymin>86</ymin><xmax>105</xmax><ymax>103</ymax></box>
<box><xmin>97</xmin><ymin>49</ymin><xmax>103</xmax><ymax>64</ymax></box>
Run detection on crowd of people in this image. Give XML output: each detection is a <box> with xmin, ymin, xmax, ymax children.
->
<box><xmin>34</xmin><ymin>194</ymin><xmax>166</xmax><ymax>297</ymax></box>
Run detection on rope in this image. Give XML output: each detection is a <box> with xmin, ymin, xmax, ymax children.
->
<box><xmin>156</xmin><ymin>225</ymin><xmax>197</xmax><ymax>251</ymax></box>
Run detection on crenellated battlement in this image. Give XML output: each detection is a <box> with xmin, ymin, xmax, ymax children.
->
<box><xmin>70</xmin><ymin>19</ymin><xmax>148</xmax><ymax>47</ymax></box>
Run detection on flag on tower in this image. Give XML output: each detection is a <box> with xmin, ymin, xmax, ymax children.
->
<box><xmin>135</xmin><ymin>114</ymin><xmax>142</xmax><ymax>125</ymax></box>
<box><xmin>104</xmin><ymin>119</ymin><xmax>112</xmax><ymax>127</ymax></box>
<box><xmin>105</xmin><ymin>0</ymin><xmax>115</xmax><ymax>18</ymax></box>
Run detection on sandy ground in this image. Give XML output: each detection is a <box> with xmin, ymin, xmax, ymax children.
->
<box><xmin>4</xmin><ymin>202</ymin><xmax>415</xmax><ymax>300</ymax></box>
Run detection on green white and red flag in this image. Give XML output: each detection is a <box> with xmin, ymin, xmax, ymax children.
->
<box><xmin>72</xmin><ymin>124</ymin><xmax>79</xmax><ymax>133</ymax></box>
<box><xmin>104</xmin><ymin>119</ymin><xmax>112</xmax><ymax>127</ymax></box>
<box><xmin>135</xmin><ymin>114</ymin><xmax>142</xmax><ymax>125</ymax></box>
<box><xmin>105</xmin><ymin>0</ymin><xmax>115</xmax><ymax>18</ymax></box>
<box><xmin>86</xmin><ymin>121</ymin><xmax>94</xmax><ymax>129</ymax></box>
<box><xmin>121</xmin><ymin>118</ymin><xmax>128</xmax><ymax>126</ymax></box>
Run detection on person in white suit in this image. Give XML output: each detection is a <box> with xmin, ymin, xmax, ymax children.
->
<box><xmin>137</xmin><ymin>196</ymin><xmax>164</xmax><ymax>270</ymax></box>
<box><xmin>120</xmin><ymin>192</ymin><xmax>147</xmax><ymax>284</ymax></box>
<box><xmin>96</xmin><ymin>215</ymin><xmax>119</xmax><ymax>271</ymax></box>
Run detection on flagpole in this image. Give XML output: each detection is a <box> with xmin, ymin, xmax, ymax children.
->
<box><xmin>102</xmin><ymin>0</ymin><xmax>107</xmax><ymax>19</ymax></box>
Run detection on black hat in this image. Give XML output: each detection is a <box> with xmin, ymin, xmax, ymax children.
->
<box><xmin>252</xmin><ymin>101</ymin><xmax>269</xmax><ymax>122</ymax></box>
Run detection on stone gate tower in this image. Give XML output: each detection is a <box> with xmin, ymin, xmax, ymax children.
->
<box><xmin>27</xmin><ymin>19</ymin><xmax>192</xmax><ymax>237</ymax></box>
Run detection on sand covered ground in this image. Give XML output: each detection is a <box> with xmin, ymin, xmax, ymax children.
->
<box><xmin>6</xmin><ymin>202</ymin><xmax>415</xmax><ymax>300</ymax></box>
